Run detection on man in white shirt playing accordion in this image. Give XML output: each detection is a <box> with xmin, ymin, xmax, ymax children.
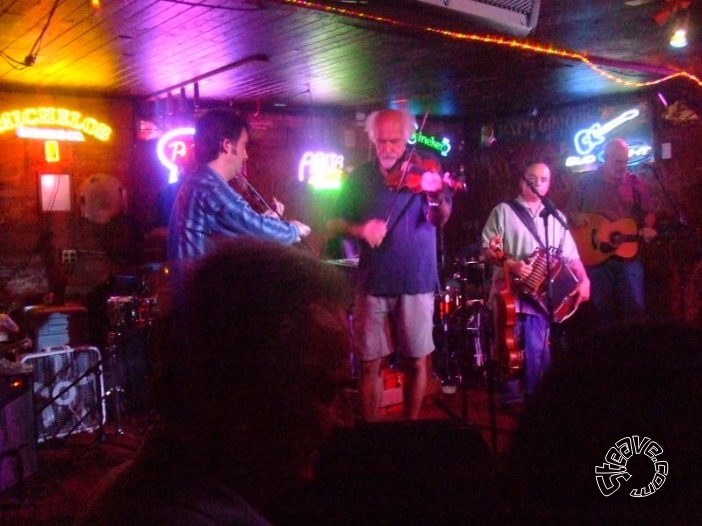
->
<box><xmin>481</xmin><ymin>162</ymin><xmax>590</xmax><ymax>407</ymax></box>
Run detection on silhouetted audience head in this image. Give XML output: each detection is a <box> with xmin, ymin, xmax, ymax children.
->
<box><xmin>502</xmin><ymin>321</ymin><xmax>702</xmax><ymax>523</ymax></box>
<box><xmin>159</xmin><ymin>238</ymin><xmax>354</xmax><ymax>485</ymax></box>
<box><xmin>77</xmin><ymin>240</ymin><xmax>354</xmax><ymax>524</ymax></box>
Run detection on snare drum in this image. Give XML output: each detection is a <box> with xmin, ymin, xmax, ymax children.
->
<box><xmin>136</xmin><ymin>296</ymin><xmax>159</xmax><ymax>327</ymax></box>
<box><xmin>107</xmin><ymin>296</ymin><xmax>137</xmax><ymax>327</ymax></box>
<box><xmin>437</xmin><ymin>286</ymin><xmax>463</xmax><ymax>319</ymax></box>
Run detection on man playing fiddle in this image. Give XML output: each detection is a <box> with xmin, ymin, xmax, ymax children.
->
<box><xmin>168</xmin><ymin>108</ymin><xmax>311</xmax><ymax>260</ymax></box>
<box><xmin>481</xmin><ymin>162</ymin><xmax>590</xmax><ymax>408</ymax></box>
<box><xmin>327</xmin><ymin>108</ymin><xmax>451</xmax><ymax>421</ymax></box>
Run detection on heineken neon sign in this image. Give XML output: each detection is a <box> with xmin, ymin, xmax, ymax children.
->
<box><xmin>409</xmin><ymin>131</ymin><xmax>451</xmax><ymax>157</ymax></box>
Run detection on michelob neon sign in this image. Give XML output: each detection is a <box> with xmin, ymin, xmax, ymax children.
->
<box><xmin>1</xmin><ymin>107</ymin><xmax>112</xmax><ymax>141</ymax></box>
<box><xmin>409</xmin><ymin>131</ymin><xmax>451</xmax><ymax>157</ymax></box>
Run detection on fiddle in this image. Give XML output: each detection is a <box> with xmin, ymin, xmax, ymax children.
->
<box><xmin>231</xmin><ymin>174</ymin><xmax>279</xmax><ymax>217</ymax></box>
<box><xmin>385</xmin><ymin>152</ymin><xmax>465</xmax><ymax>193</ymax></box>
<box><xmin>232</xmin><ymin>172</ymin><xmax>313</xmax><ymax>252</ymax></box>
<box><xmin>488</xmin><ymin>237</ymin><xmax>525</xmax><ymax>381</ymax></box>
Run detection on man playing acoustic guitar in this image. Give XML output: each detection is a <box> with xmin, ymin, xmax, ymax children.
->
<box><xmin>566</xmin><ymin>138</ymin><xmax>657</xmax><ymax>327</ymax></box>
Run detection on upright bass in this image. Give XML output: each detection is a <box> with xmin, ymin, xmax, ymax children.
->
<box><xmin>488</xmin><ymin>237</ymin><xmax>525</xmax><ymax>380</ymax></box>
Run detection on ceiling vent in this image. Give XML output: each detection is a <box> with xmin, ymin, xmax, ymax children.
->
<box><xmin>415</xmin><ymin>0</ymin><xmax>540</xmax><ymax>37</ymax></box>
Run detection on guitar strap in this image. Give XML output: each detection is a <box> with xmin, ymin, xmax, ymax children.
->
<box><xmin>506</xmin><ymin>199</ymin><xmax>567</xmax><ymax>253</ymax></box>
<box><xmin>506</xmin><ymin>200</ymin><xmax>545</xmax><ymax>249</ymax></box>
<box><xmin>503</xmin><ymin>200</ymin><xmax>545</xmax><ymax>314</ymax></box>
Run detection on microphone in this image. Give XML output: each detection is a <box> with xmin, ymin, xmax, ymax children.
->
<box><xmin>522</xmin><ymin>175</ymin><xmax>569</xmax><ymax>230</ymax></box>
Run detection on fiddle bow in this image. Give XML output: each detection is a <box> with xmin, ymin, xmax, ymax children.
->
<box><xmin>384</xmin><ymin>108</ymin><xmax>432</xmax><ymax>226</ymax></box>
<box><xmin>232</xmin><ymin>169</ymin><xmax>313</xmax><ymax>252</ymax></box>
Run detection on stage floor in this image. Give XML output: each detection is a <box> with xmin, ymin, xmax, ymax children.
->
<box><xmin>0</xmin><ymin>373</ymin><xmax>522</xmax><ymax>525</ymax></box>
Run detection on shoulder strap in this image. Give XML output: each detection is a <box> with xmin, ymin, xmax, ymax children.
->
<box><xmin>505</xmin><ymin>199</ymin><xmax>546</xmax><ymax>249</ymax></box>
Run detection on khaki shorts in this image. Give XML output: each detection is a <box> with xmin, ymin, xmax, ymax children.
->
<box><xmin>353</xmin><ymin>293</ymin><xmax>435</xmax><ymax>361</ymax></box>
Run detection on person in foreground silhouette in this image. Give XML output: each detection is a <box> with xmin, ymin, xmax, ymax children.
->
<box><xmin>500</xmin><ymin>321</ymin><xmax>702</xmax><ymax>523</ymax></box>
<box><xmin>76</xmin><ymin>240</ymin><xmax>353</xmax><ymax>525</ymax></box>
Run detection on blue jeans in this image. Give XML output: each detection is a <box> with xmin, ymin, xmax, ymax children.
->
<box><xmin>587</xmin><ymin>257</ymin><xmax>645</xmax><ymax>326</ymax></box>
<box><xmin>502</xmin><ymin>313</ymin><xmax>550</xmax><ymax>399</ymax></box>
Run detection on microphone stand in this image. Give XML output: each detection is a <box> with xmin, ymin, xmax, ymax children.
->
<box><xmin>644</xmin><ymin>162</ymin><xmax>689</xmax><ymax>228</ymax></box>
<box><xmin>642</xmin><ymin>162</ymin><xmax>694</xmax><ymax>320</ymax></box>
<box><xmin>522</xmin><ymin>177</ymin><xmax>567</xmax><ymax>368</ymax></box>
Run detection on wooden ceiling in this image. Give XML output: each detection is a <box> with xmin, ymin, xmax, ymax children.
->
<box><xmin>1</xmin><ymin>0</ymin><xmax>702</xmax><ymax>117</ymax></box>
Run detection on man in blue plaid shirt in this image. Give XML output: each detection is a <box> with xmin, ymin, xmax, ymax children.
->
<box><xmin>168</xmin><ymin>109</ymin><xmax>310</xmax><ymax>260</ymax></box>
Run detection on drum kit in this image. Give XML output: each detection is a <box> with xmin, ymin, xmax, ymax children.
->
<box><xmin>106</xmin><ymin>295</ymin><xmax>159</xmax><ymax>330</ymax></box>
<box><xmin>103</xmin><ymin>279</ymin><xmax>160</xmax><ymax>433</ymax></box>
<box><xmin>433</xmin><ymin>257</ymin><xmax>492</xmax><ymax>394</ymax></box>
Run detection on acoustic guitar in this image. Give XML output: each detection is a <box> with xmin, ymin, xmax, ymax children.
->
<box><xmin>570</xmin><ymin>213</ymin><xmax>641</xmax><ymax>266</ymax></box>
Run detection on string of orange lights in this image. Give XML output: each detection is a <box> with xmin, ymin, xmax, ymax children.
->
<box><xmin>285</xmin><ymin>0</ymin><xmax>702</xmax><ymax>91</ymax></box>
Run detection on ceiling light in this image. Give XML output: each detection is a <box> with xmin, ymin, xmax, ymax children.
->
<box><xmin>670</xmin><ymin>27</ymin><xmax>688</xmax><ymax>47</ymax></box>
<box><xmin>670</xmin><ymin>8</ymin><xmax>690</xmax><ymax>48</ymax></box>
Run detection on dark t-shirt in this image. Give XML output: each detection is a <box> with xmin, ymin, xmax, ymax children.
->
<box><xmin>330</xmin><ymin>160</ymin><xmax>446</xmax><ymax>296</ymax></box>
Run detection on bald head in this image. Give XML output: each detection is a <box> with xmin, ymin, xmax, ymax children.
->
<box><xmin>602</xmin><ymin>139</ymin><xmax>629</xmax><ymax>181</ymax></box>
<box><xmin>520</xmin><ymin>162</ymin><xmax>551</xmax><ymax>203</ymax></box>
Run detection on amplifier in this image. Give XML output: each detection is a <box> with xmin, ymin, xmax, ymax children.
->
<box><xmin>20</xmin><ymin>346</ymin><xmax>105</xmax><ymax>443</ymax></box>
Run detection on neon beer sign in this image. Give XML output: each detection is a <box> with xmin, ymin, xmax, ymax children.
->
<box><xmin>409</xmin><ymin>131</ymin><xmax>451</xmax><ymax>157</ymax></box>
<box><xmin>566</xmin><ymin>144</ymin><xmax>652</xmax><ymax>168</ymax></box>
<box><xmin>298</xmin><ymin>151</ymin><xmax>345</xmax><ymax>190</ymax></box>
<box><xmin>573</xmin><ymin>109</ymin><xmax>640</xmax><ymax>155</ymax></box>
<box><xmin>156</xmin><ymin>127</ymin><xmax>195</xmax><ymax>183</ymax></box>
<box><xmin>1</xmin><ymin>107</ymin><xmax>112</xmax><ymax>141</ymax></box>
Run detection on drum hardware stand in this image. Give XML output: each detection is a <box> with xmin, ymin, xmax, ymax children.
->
<box><xmin>432</xmin><ymin>238</ymin><xmax>489</xmax><ymax>427</ymax></box>
<box><xmin>103</xmin><ymin>287</ymin><xmax>161</xmax><ymax>434</ymax></box>
<box><xmin>104</xmin><ymin>329</ymin><xmax>125</xmax><ymax>435</ymax></box>
<box><xmin>432</xmin><ymin>252</ymin><xmax>506</xmax><ymax>457</ymax></box>
<box><xmin>480</xmin><ymin>317</ymin><xmax>500</xmax><ymax>457</ymax></box>
<box><xmin>464</xmin><ymin>300</ymin><xmax>502</xmax><ymax>456</ymax></box>
<box><xmin>432</xmin><ymin>226</ymin><xmax>467</xmax><ymax>423</ymax></box>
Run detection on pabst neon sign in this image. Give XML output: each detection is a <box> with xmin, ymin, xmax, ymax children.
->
<box><xmin>157</xmin><ymin>127</ymin><xmax>195</xmax><ymax>183</ymax></box>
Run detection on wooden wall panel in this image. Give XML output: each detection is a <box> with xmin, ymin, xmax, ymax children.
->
<box><xmin>0</xmin><ymin>91</ymin><xmax>134</xmax><ymax>310</ymax></box>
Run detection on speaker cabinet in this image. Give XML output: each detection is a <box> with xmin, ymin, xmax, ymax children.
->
<box><xmin>20</xmin><ymin>346</ymin><xmax>105</xmax><ymax>443</ymax></box>
<box><xmin>0</xmin><ymin>370</ymin><xmax>37</xmax><ymax>494</ymax></box>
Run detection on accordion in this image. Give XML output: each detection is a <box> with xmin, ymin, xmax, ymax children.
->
<box><xmin>514</xmin><ymin>248</ymin><xmax>579</xmax><ymax>323</ymax></box>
